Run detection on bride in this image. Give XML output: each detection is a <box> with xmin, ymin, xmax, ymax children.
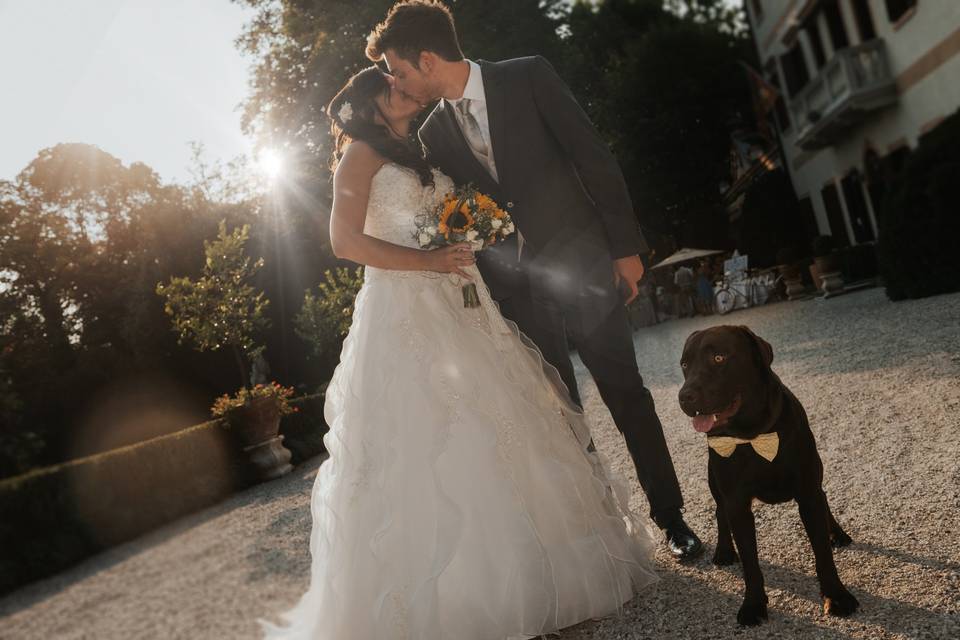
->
<box><xmin>257</xmin><ymin>66</ymin><xmax>659</xmax><ymax>640</ymax></box>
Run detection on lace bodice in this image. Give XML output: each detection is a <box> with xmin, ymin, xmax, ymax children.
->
<box><xmin>363</xmin><ymin>163</ymin><xmax>455</xmax><ymax>249</ymax></box>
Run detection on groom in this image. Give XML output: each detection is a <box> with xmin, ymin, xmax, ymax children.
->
<box><xmin>366</xmin><ymin>0</ymin><xmax>702</xmax><ymax>560</ymax></box>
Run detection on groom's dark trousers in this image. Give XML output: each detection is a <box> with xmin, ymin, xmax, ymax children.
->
<box><xmin>492</xmin><ymin>232</ymin><xmax>684</xmax><ymax>528</ymax></box>
<box><xmin>419</xmin><ymin>54</ymin><xmax>684</xmax><ymax>528</ymax></box>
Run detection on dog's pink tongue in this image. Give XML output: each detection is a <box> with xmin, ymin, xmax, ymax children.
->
<box><xmin>692</xmin><ymin>414</ymin><xmax>715</xmax><ymax>433</ymax></box>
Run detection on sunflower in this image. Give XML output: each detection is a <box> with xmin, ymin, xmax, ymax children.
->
<box><xmin>437</xmin><ymin>198</ymin><xmax>457</xmax><ymax>235</ymax></box>
<box><xmin>440</xmin><ymin>199</ymin><xmax>475</xmax><ymax>233</ymax></box>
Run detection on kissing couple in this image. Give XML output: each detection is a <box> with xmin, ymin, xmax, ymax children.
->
<box><xmin>259</xmin><ymin>1</ymin><xmax>701</xmax><ymax>638</ymax></box>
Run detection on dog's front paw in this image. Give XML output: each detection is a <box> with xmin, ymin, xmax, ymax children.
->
<box><xmin>830</xmin><ymin>530</ymin><xmax>852</xmax><ymax>548</ymax></box>
<box><xmin>823</xmin><ymin>589</ymin><xmax>859</xmax><ymax>617</ymax></box>
<box><xmin>712</xmin><ymin>546</ymin><xmax>739</xmax><ymax>566</ymax></box>
<box><xmin>736</xmin><ymin>601</ymin><xmax>768</xmax><ymax>626</ymax></box>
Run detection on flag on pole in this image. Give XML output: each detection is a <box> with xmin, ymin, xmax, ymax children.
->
<box><xmin>739</xmin><ymin>61</ymin><xmax>780</xmax><ymax>141</ymax></box>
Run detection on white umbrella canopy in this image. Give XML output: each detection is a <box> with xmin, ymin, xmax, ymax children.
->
<box><xmin>651</xmin><ymin>247</ymin><xmax>727</xmax><ymax>270</ymax></box>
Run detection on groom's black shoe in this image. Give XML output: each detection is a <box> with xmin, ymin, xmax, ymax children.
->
<box><xmin>662</xmin><ymin>516</ymin><xmax>703</xmax><ymax>561</ymax></box>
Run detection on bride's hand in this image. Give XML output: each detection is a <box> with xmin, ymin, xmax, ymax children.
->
<box><xmin>423</xmin><ymin>242</ymin><xmax>476</xmax><ymax>279</ymax></box>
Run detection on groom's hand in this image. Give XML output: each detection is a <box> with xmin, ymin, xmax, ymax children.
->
<box><xmin>613</xmin><ymin>255</ymin><xmax>645</xmax><ymax>305</ymax></box>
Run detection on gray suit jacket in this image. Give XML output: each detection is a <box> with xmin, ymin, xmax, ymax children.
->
<box><xmin>419</xmin><ymin>55</ymin><xmax>649</xmax><ymax>301</ymax></box>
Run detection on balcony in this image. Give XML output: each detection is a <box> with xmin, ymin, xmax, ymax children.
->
<box><xmin>789</xmin><ymin>39</ymin><xmax>898</xmax><ymax>151</ymax></box>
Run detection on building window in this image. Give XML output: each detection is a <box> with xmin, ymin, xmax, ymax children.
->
<box><xmin>750</xmin><ymin>0</ymin><xmax>764</xmax><ymax>23</ymax></box>
<box><xmin>821</xmin><ymin>182</ymin><xmax>852</xmax><ymax>247</ymax></box>
<box><xmin>841</xmin><ymin>171</ymin><xmax>876</xmax><ymax>243</ymax></box>
<box><xmin>885</xmin><ymin>0</ymin><xmax>917</xmax><ymax>23</ymax></box>
<box><xmin>798</xmin><ymin>197</ymin><xmax>820</xmax><ymax>241</ymax></box>
<box><xmin>822</xmin><ymin>0</ymin><xmax>850</xmax><ymax>51</ymax></box>
<box><xmin>780</xmin><ymin>43</ymin><xmax>810</xmax><ymax>97</ymax></box>
<box><xmin>851</xmin><ymin>0</ymin><xmax>877</xmax><ymax>41</ymax></box>
<box><xmin>806</xmin><ymin>23</ymin><xmax>827</xmax><ymax>69</ymax></box>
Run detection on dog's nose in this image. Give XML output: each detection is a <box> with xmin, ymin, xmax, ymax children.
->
<box><xmin>678</xmin><ymin>387</ymin><xmax>699</xmax><ymax>408</ymax></box>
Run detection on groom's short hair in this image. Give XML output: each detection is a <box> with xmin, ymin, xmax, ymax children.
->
<box><xmin>366</xmin><ymin>1</ymin><xmax>464</xmax><ymax>67</ymax></box>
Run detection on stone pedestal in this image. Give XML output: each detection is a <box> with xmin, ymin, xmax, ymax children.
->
<box><xmin>243</xmin><ymin>434</ymin><xmax>293</xmax><ymax>481</ymax></box>
<box><xmin>820</xmin><ymin>271</ymin><xmax>845</xmax><ymax>298</ymax></box>
<box><xmin>785</xmin><ymin>276</ymin><xmax>806</xmax><ymax>300</ymax></box>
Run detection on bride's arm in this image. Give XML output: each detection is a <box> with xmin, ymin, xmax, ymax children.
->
<box><xmin>329</xmin><ymin>141</ymin><xmax>474</xmax><ymax>279</ymax></box>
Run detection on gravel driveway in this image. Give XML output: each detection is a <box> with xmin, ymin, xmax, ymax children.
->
<box><xmin>2</xmin><ymin>286</ymin><xmax>958</xmax><ymax>639</ymax></box>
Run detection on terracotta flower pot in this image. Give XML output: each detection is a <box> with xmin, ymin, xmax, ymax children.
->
<box><xmin>227</xmin><ymin>394</ymin><xmax>282</xmax><ymax>447</ymax></box>
<box><xmin>809</xmin><ymin>263</ymin><xmax>823</xmax><ymax>291</ymax></box>
<box><xmin>224</xmin><ymin>396</ymin><xmax>293</xmax><ymax>480</ymax></box>
<box><xmin>777</xmin><ymin>263</ymin><xmax>806</xmax><ymax>300</ymax></box>
<box><xmin>814</xmin><ymin>253</ymin><xmax>842</xmax><ymax>276</ymax></box>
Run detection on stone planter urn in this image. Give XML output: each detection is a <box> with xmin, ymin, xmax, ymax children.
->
<box><xmin>809</xmin><ymin>262</ymin><xmax>823</xmax><ymax>291</ymax></box>
<box><xmin>226</xmin><ymin>395</ymin><xmax>293</xmax><ymax>481</ymax></box>
<box><xmin>814</xmin><ymin>253</ymin><xmax>845</xmax><ymax>298</ymax></box>
<box><xmin>777</xmin><ymin>263</ymin><xmax>806</xmax><ymax>300</ymax></box>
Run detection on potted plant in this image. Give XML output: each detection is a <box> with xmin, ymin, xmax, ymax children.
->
<box><xmin>212</xmin><ymin>382</ymin><xmax>297</xmax><ymax>443</ymax></box>
<box><xmin>811</xmin><ymin>234</ymin><xmax>844</xmax><ymax>297</ymax></box>
<box><xmin>812</xmin><ymin>234</ymin><xmax>841</xmax><ymax>272</ymax></box>
<box><xmin>211</xmin><ymin>382</ymin><xmax>297</xmax><ymax>480</ymax></box>
<box><xmin>157</xmin><ymin>219</ymin><xmax>294</xmax><ymax>480</ymax></box>
<box><xmin>775</xmin><ymin>247</ymin><xmax>806</xmax><ymax>300</ymax></box>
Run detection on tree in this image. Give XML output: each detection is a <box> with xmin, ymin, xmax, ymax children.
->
<box><xmin>878</xmin><ymin>108</ymin><xmax>960</xmax><ymax>300</ymax></box>
<box><xmin>230</xmin><ymin>0</ymin><xmax>566</xmax><ymax>214</ymax></box>
<box><xmin>559</xmin><ymin>0</ymin><xmax>753</xmax><ymax>250</ymax></box>
<box><xmin>156</xmin><ymin>220</ymin><xmax>271</xmax><ymax>390</ymax></box>
<box><xmin>294</xmin><ymin>266</ymin><xmax>365</xmax><ymax>381</ymax></box>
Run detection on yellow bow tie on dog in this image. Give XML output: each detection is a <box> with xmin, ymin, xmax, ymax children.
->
<box><xmin>707</xmin><ymin>432</ymin><xmax>779</xmax><ymax>462</ymax></box>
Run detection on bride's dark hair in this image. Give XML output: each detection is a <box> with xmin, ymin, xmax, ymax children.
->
<box><xmin>326</xmin><ymin>66</ymin><xmax>433</xmax><ymax>186</ymax></box>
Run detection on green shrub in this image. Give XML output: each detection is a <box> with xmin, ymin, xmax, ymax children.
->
<box><xmin>294</xmin><ymin>267</ymin><xmax>364</xmax><ymax>377</ymax></box>
<box><xmin>879</xmin><ymin>109</ymin><xmax>960</xmax><ymax>300</ymax></box>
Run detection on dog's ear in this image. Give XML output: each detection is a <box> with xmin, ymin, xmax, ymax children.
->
<box><xmin>682</xmin><ymin>329</ymin><xmax>702</xmax><ymax>357</ymax></box>
<box><xmin>737</xmin><ymin>325</ymin><xmax>773</xmax><ymax>368</ymax></box>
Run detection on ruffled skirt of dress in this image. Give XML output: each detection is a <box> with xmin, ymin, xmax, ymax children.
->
<box><xmin>257</xmin><ymin>264</ymin><xmax>659</xmax><ymax>640</ymax></box>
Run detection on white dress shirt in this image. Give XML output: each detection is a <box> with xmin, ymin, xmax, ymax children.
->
<box><xmin>447</xmin><ymin>59</ymin><xmax>498</xmax><ymax>183</ymax></box>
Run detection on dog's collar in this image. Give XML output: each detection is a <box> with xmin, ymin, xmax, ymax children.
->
<box><xmin>707</xmin><ymin>432</ymin><xmax>779</xmax><ymax>461</ymax></box>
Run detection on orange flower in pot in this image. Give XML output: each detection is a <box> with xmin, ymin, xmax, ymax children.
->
<box><xmin>211</xmin><ymin>381</ymin><xmax>299</xmax><ymax>476</ymax></box>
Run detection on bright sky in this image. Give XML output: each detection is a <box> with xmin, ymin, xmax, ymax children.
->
<box><xmin>0</xmin><ymin>0</ymin><xmax>258</xmax><ymax>185</ymax></box>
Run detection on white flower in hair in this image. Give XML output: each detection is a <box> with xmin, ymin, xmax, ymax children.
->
<box><xmin>338</xmin><ymin>101</ymin><xmax>353</xmax><ymax>123</ymax></box>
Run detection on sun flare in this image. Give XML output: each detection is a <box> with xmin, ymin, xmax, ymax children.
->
<box><xmin>258</xmin><ymin>148</ymin><xmax>284</xmax><ymax>180</ymax></box>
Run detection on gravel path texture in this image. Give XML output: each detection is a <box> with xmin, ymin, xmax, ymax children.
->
<box><xmin>1</xmin><ymin>286</ymin><xmax>958</xmax><ymax>639</ymax></box>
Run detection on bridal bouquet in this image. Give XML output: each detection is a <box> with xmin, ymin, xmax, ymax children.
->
<box><xmin>413</xmin><ymin>185</ymin><xmax>515</xmax><ymax>308</ymax></box>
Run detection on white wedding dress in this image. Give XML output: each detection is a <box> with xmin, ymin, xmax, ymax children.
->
<box><xmin>257</xmin><ymin>163</ymin><xmax>659</xmax><ymax>640</ymax></box>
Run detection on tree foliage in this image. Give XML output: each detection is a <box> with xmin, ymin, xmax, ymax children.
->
<box><xmin>2</xmin><ymin>1</ymin><xmax>755</xmax><ymax>476</ymax></box>
<box><xmin>156</xmin><ymin>220</ymin><xmax>271</xmax><ymax>390</ymax></box>
<box><xmin>294</xmin><ymin>266</ymin><xmax>365</xmax><ymax>376</ymax></box>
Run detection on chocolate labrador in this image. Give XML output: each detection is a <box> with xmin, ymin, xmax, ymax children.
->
<box><xmin>678</xmin><ymin>325</ymin><xmax>859</xmax><ymax>626</ymax></box>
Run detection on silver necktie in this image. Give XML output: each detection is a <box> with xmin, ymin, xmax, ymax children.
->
<box><xmin>456</xmin><ymin>99</ymin><xmax>489</xmax><ymax>158</ymax></box>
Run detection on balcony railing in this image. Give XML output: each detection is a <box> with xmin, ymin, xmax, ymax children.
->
<box><xmin>789</xmin><ymin>39</ymin><xmax>898</xmax><ymax>151</ymax></box>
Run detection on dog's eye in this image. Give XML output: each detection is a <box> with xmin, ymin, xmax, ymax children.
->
<box><xmin>681</xmin><ymin>362</ymin><xmax>688</xmax><ymax>370</ymax></box>
<box><xmin>713</xmin><ymin>354</ymin><xmax>727</xmax><ymax>364</ymax></box>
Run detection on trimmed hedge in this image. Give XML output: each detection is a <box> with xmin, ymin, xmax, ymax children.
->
<box><xmin>879</xmin><ymin>108</ymin><xmax>960</xmax><ymax>300</ymax></box>
<box><xmin>0</xmin><ymin>392</ymin><xmax>327</xmax><ymax>597</ymax></box>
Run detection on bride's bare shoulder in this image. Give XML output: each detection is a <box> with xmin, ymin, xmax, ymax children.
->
<box><xmin>335</xmin><ymin>141</ymin><xmax>388</xmax><ymax>185</ymax></box>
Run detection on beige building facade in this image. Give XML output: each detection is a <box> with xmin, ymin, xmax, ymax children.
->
<box><xmin>745</xmin><ymin>0</ymin><xmax>960</xmax><ymax>246</ymax></box>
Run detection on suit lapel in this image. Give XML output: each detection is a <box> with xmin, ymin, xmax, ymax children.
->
<box><xmin>477</xmin><ymin>59</ymin><xmax>509</xmax><ymax>190</ymax></box>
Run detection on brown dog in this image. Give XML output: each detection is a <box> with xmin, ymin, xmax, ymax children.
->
<box><xmin>678</xmin><ymin>325</ymin><xmax>859</xmax><ymax>626</ymax></box>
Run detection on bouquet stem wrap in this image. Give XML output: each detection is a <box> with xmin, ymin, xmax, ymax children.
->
<box><xmin>462</xmin><ymin>281</ymin><xmax>480</xmax><ymax>308</ymax></box>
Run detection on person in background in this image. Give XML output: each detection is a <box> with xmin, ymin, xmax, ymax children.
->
<box><xmin>695</xmin><ymin>260</ymin><xmax>714</xmax><ymax>315</ymax></box>
<box><xmin>673</xmin><ymin>264</ymin><xmax>694</xmax><ymax>318</ymax></box>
